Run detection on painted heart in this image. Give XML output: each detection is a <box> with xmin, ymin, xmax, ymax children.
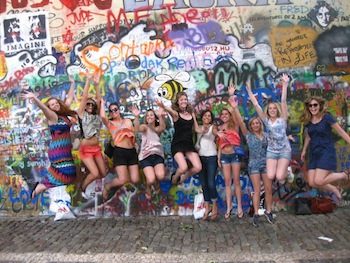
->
<box><xmin>60</xmin><ymin>0</ymin><xmax>79</xmax><ymax>11</ymax></box>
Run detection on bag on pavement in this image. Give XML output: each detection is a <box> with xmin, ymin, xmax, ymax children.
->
<box><xmin>193</xmin><ymin>192</ymin><xmax>206</xmax><ymax>219</ymax></box>
<box><xmin>310</xmin><ymin>197</ymin><xmax>334</xmax><ymax>214</ymax></box>
<box><xmin>294</xmin><ymin>197</ymin><xmax>312</xmax><ymax>215</ymax></box>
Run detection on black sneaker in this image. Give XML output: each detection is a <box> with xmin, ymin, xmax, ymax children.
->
<box><xmin>264</xmin><ymin>211</ymin><xmax>275</xmax><ymax>224</ymax></box>
<box><xmin>253</xmin><ymin>215</ymin><xmax>259</xmax><ymax>227</ymax></box>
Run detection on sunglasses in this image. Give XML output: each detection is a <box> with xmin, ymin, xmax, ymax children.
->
<box><xmin>86</xmin><ymin>102</ymin><xmax>95</xmax><ymax>107</ymax></box>
<box><xmin>109</xmin><ymin>108</ymin><xmax>119</xmax><ymax>113</ymax></box>
<box><xmin>308</xmin><ymin>103</ymin><xmax>319</xmax><ymax>108</ymax></box>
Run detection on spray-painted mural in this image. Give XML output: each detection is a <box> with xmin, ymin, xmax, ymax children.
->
<box><xmin>1</xmin><ymin>0</ymin><xmax>350</xmax><ymax>218</ymax></box>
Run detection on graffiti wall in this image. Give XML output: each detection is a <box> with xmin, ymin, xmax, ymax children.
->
<box><xmin>1</xmin><ymin>0</ymin><xmax>350</xmax><ymax>217</ymax></box>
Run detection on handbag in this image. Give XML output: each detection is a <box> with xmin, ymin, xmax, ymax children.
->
<box><xmin>310</xmin><ymin>197</ymin><xmax>334</xmax><ymax>214</ymax></box>
<box><xmin>223</xmin><ymin>137</ymin><xmax>246</xmax><ymax>157</ymax></box>
<box><xmin>193</xmin><ymin>192</ymin><xmax>206</xmax><ymax>219</ymax></box>
<box><xmin>195</xmin><ymin>135</ymin><xmax>202</xmax><ymax>151</ymax></box>
<box><xmin>104</xmin><ymin>139</ymin><xmax>115</xmax><ymax>158</ymax></box>
<box><xmin>294</xmin><ymin>197</ymin><xmax>312</xmax><ymax>215</ymax></box>
<box><xmin>233</xmin><ymin>146</ymin><xmax>246</xmax><ymax>157</ymax></box>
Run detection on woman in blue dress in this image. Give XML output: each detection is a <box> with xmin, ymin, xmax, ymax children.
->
<box><xmin>300</xmin><ymin>96</ymin><xmax>350</xmax><ymax>204</ymax></box>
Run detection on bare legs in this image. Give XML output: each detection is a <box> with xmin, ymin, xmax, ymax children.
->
<box><xmin>222</xmin><ymin>163</ymin><xmax>242</xmax><ymax>218</ymax></box>
<box><xmin>171</xmin><ymin>152</ymin><xmax>202</xmax><ymax>184</ymax></box>
<box><xmin>102</xmin><ymin>164</ymin><xmax>139</xmax><ymax>201</ymax></box>
<box><xmin>81</xmin><ymin>156</ymin><xmax>106</xmax><ymax>193</ymax></box>
<box><xmin>308</xmin><ymin>169</ymin><xmax>348</xmax><ymax>199</ymax></box>
<box><xmin>143</xmin><ymin>163</ymin><xmax>165</xmax><ymax>200</ymax></box>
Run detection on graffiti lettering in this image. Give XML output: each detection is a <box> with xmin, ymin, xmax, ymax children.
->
<box><xmin>67</xmin><ymin>9</ymin><xmax>104</xmax><ymax>26</ymax></box>
<box><xmin>122</xmin><ymin>0</ymin><xmax>291</xmax><ymax>12</ymax></box>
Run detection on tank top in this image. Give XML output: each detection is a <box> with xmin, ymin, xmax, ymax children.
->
<box><xmin>138</xmin><ymin>126</ymin><xmax>164</xmax><ymax>161</ymax></box>
<box><xmin>172</xmin><ymin>115</ymin><xmax>194</xmax><ymax>147</ymax></box>
<box><xmin>197</xmin><ymin>125</ymin><xmax>217</xmax><ymax>157</ymax></box>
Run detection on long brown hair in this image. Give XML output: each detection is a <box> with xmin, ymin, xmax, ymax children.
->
<box><xmin>300</xmin><ymin>96</ymin><xmax>328</xmax><ymax>125</ymax></box>
<box><xmin>220</xmin><ymin>107</ymin><xmax>236</xmax><ymax>129</ymax></box>
<box><xmin>171</xmin><ymin>91</ymin><xmax>193</xmax><ymax>114</ymax></box>
<box><xmin>45</xmin><ymin>98</ymin><xmax>76</xmax><ymax>117</ymax></box>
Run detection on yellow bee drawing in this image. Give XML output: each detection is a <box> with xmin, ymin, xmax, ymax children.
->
<box><xmin>155</xmin><ymin>72</ymin><xmax>190</xmax><ymax>101</ymax></box>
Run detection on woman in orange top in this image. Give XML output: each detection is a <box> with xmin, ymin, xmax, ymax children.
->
<box><xmin>100</xmin><ymin>99</ymin><xmax>139</xmax><ymax>201</ymax></box>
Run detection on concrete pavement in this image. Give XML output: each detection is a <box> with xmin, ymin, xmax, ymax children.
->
<box><xmin>0</xmin><ymin>207</ymin><xmax>350</xmax><ymax>263</ymax></box>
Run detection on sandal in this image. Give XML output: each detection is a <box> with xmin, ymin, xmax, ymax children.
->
<box><xmin>102</xmin><ymin>184</ymin><xmax>111</xmax><ymax>202</ymax></box>
<box><xmin>238</xmin><ymin>210</ymin><xmax>244</xmax><ymax>219</ymax></box>
<box><xmin>345</xmin><ymin>170</ymin><xmax>350</xmax><ymax>182</ymax></box>
<box><xmin>31</xmin><ymin>182</ymin><xmax>39</xmax><ymax>199</ymax></box>
<box><xmin>154</xmin><ymin>186</ymin><xmax>161</xmax><ymax>195</ymax></box>
<box><xmin>145</xmin><ymin>187</ymin><xmax>152</xmax><ymax>200</ymax></box>
<box><xmin>202</xmin><ymin>208</ymin><xmax>212</xmax><ymax>221</ymax></box>
<box><xmin>224</xmin><ymin>209</ymin><xmax>232</xmax><ymax>219</ymax></box>
<box><xmin>170</xmin><ymin>173</ymin><xmax>180</xmax><ymax>185</ymax></box>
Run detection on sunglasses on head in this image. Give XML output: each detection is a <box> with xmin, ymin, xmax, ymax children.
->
<box><xmin>109</xmin><ymin>108</ymin><xmax>119</xmax><ymax>113</ymax></box>
<box><xmin>308</xmin><ymin>103</ymin><xmax>319</xmax><ymax>108</ymax></box>
<box><xmin>86</xmin><ymin>102</ymin><xmax>95</xmax><ymax>107</ymax></box>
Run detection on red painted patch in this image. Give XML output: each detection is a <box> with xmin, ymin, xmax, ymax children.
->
<box><xmin>60</xmin><ymin>0</ymin><xmax>79</xmax><ymax>11</ymax></box>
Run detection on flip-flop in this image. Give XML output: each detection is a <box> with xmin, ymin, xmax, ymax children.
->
<box><xmin>170</xmin><ymin>173</ymin><xmax>180</xmax><ymax>185</ymax></box>
<box><xmin>31</xmin><ymin>182</ymin><xmax>39</xmax><ymax>199</ymax></box>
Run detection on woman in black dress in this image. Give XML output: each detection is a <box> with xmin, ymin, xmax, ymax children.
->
<box><xmin>155</xmin><ymin>92</ymin><xmax>202</xmax><ymax>185</ymax></box>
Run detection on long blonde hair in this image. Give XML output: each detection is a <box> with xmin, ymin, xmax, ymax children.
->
<box><xmin>265</xmin><ymin>101</ymin><xmax>282</xmax><ymax>118</ymax></box>
<box><xmin>248</xmin><ymin>117</ymin><xmax>264</xmax><ymax>136</ymax></box>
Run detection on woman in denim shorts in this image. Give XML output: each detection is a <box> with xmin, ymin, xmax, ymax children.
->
<box><xmin>232</xmin><ymin>92</ymin><xmax>272</xmax><ymax>227</ymax></box>
<box><xmin>246</xmin><ymin>75</ymin><xmax>291</xmax><ymax>223</ymax></box>
<box><xmin>132</xmin><ymin>106</ymin><xmax>166</xmax><ymax>200</ymax></box>
<box><xmin>217</xmin><ymin>88</ymin><xmax>244</xmax><ymax>220</ymax></box>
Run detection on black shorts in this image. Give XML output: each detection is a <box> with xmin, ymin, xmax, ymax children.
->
<box><xmin>139</xmin><ymin>154</ymin><xmax>164</xmax><ymax>169</ymax></box>
<box><xmin>113</xmin><ymin>147</ymin><xmax>138</xmax><ymax>166</ymax></box>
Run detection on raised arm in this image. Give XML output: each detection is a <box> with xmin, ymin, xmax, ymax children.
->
<box><xmin>131</xmin><ymin>106</ymin><xmax>147</xmax><ymax>133</ymax></box>
<box><xmin>155</xmin><ymin>107</ymin><xmax>166</xmax><ymax>133</ymax></box>
<box><xmin>21</xmin><ymin>91</ymin><xmax>58</xmax><ymax>124</ymax></box>
<box><xmin>65</xmin><ymin>75</ymin><xmax>75</xmax><ymax>107</ymax></box>
<box><xmin>94</xmin><ymin>72</ymin><xmax>102</xmax><ymax>113</ymax></box>
<box><xmin>100</xmin><ymin>97</ymin><xmax>109</xmax><ymax>127</ymax></box>
<box><xmin>77</xmin><ymin>70</ymin><xmax>93</xmax><ymax>117</ymax></box>
<box><xmin>246</xmin><ymin>79</ymin><xmax>267</xmax><ymax>121</ymax></box>
<box><xmin>229</xmin><ymin>95</ymin><xmax>248</xmax><ymax>136</ymax></box>
<box><xmin>154</xmin><ymin>98</ymin><xmax>179</xmax><ymax>121</ymax></box>
<box><xmin>280</xmin><ymin>73</ymin><xmax>290</xmax><ymax>120</ymax></box>
<box><xmin>192</xmin><ymin>112</ymin><xmax>202</xmax><ymax>133</ymax></box>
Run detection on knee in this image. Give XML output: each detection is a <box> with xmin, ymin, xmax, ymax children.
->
<box><xmin>312</xmin><ymin>178</ymin><xmax>323</xmax><ymax>187</ymax></box>
<box><xmin>130</xmin><ymin>177</ymin><xmax>139</xmax><ymax>185</ymax></box>
<box><xmin>146</xmin><ymin>177</ymin><xmax>156</xmax><ymax>185</ymax></box>
<box><xmin>178</xmin><ymin>165</ymin><xmax>188</xmax><ymax>174</ymax></box>
<box><xmin>156</xmin><ymin>172</ymin><xmax>165</xmax><ymax>181</ymax></box>
<box><xmin>119</xmin><ymin>177</ymin><xmax>129</xmax><ymax>185</ymax></box>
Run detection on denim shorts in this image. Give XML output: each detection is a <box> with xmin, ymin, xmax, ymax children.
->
<box><xmin>220</xmin><ymin>153</ymin><xmax>242</xmax><ymax>165</ymax></box>
<box><xmin>139</xmin><ymin>154</ymin><xmax>164</xmax><ymax>169</ymax></box>
<box><xmin>266</xmin><ymin>151</ymin><xmax>291</xmax><ymax>161</ymax></box>
<box><xmin>249</xmin><ymin>166</ymin><xmax>267</xmax><ymax>175</ymax></box>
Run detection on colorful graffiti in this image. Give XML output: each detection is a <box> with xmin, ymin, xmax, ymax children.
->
<box><xmin>0</xmin><ymin>0</ymin><xmax>350</xmax><ymax>217</ymax></box>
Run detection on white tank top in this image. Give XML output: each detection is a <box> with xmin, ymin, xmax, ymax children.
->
<box><xmin>197</xmin><ymin>125</ymin><xmax>217</xmax><ymax>157</ymax></box>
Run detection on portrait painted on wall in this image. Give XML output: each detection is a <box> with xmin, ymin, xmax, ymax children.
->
<box><xmin>307</xmin><ymin>1</ymin><xmax>338</xmax><ymax>30</ymax></box>
<box><xmin>0</xmin><ymin>11</ymin><xmax>51</xmax><ymax>56</ymax></box>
